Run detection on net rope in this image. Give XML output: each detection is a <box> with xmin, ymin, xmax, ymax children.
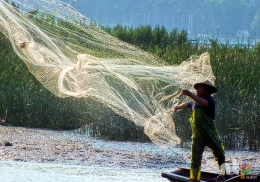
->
<box><xmin>0</xmin><ymin>0</ymin><xmax>215</xmax><ymax>148</ymax></box>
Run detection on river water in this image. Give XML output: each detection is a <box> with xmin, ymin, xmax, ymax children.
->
<box><xmin>1</xmin><ymin>126</ymin><xmax>259</xmax><ymax>182</ymax></box>
<box><xmin>0</xmin><ymin>161</ymin><xmax>169</xmax><ymax>182</ymax></box>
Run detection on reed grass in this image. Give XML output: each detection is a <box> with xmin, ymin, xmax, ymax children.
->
<box><xmin>0</xmin><ymin>25</ymin><xmax>259</xmax><ymax>150</ymax></box>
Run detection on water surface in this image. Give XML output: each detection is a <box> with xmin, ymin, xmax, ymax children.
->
<box><xmin>0</xmin><ymin>161</ymin><xmax>169</xmax><ymax>182</ymax></box>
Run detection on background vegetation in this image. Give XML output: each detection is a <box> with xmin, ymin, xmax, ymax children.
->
<box><xmin>0</xmin><ymin>23</ymin><xmax>259</xmax><ymax>150</ymax></box>
<box><xmin>64</xmin><ymin>0</ymin><xmax>260</xmax><ymax>36</ymax></box>
<box><xmin>102</xmin><ymin>25</ymin><xmax>260</xmax><ymax>151</ymax></box>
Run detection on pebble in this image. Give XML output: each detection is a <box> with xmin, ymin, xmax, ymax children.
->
<box><xmin>0</xmin><ymin>126</ymin><xmax>259</xmax><ymax>172</ymax></box>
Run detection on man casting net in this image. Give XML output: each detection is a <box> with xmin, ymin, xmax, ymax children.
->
<box><xmin>0</xmin><ymin>0</ymin><xmax>215</xmax><ymax>148</ymax></box>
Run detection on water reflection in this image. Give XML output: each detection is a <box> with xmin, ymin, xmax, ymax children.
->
<box><xmin>0</xmin><ymin>161</ymin><xmax>168</xmax><ymax>182</ymax></box>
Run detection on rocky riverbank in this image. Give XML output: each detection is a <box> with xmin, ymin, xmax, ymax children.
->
<box><xmin>0</xmin><ymin>125</ymin><xmax>259</xmax><ymax>173</ymax></box>
<box><xmin>0</xmin><ymin>126</ymin><xmax>189</xmax><ymax>170</ymax></box>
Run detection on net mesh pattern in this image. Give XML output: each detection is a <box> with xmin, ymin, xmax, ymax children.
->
<box><xmin>0</xmin><ymin>0</ymin><xmax>215</xmax><ymax>148</ymax></box>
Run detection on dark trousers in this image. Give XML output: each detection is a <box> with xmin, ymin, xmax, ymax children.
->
<box><xmin>190</xmin><ymin>132</ymin><xmax>225</xmax><ymax>180</ymax></box>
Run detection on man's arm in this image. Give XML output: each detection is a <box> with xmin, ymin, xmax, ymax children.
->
<box><xmin>182</xmin><ymin>90</ymin><xmax>208</xmax><ymax>106</ymax></box>
<box><xmin>171</xmin><ymin>102</ymin><xmax>188</xmax><ymax>112</ymax></box>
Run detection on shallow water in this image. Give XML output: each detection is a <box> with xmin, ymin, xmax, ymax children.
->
<box><xmin>0</xmin><ymin>161</ymin><xmax>170</xmax><ymax>182</ymax></box>
<box><xmin>1</xmin><ymin>127</ymin><xmax>259</xmax><ymax>182</ymax></box>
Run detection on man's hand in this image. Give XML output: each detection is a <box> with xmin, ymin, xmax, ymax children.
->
<box><xmin>171</xmin><ymin>106</ymin><xmax>179</xmax><ymax>113</ymax></box>
<box><xmin>181</xmin><ymin>89</ymin><xmax>193</xmax><ymax>97</ymax></box>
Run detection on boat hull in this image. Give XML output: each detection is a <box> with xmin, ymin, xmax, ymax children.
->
<box><xmin>162</xmin><ymin>168</ymin><xmax>259</xmax><ymax>182</ymax></box>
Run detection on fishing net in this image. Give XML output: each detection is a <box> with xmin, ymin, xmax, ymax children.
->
<box><xmin>0</xmin><ymin>0</ymin><xmax>215</xmax><ymax>148</ymax></box>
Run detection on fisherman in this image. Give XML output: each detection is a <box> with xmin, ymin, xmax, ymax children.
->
<box><xmin>172</xmin><ymin>80</ymin><xmax>226</xmax><ymax>181</ymax></box>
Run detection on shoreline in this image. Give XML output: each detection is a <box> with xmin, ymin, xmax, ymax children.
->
<box><xmin>1</xmin><ymin>126</ymin><xmax>259</xmax><ymax>172</ymax></box>
<box><xmin>0</xmin><ymin>125</ymin><xmax>189</xmax><ymax>170</ymax></box>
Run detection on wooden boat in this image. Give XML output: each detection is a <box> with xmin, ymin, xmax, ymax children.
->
<box><xmin>162</xmin><ymin>168</ymin><xmax>260</xmax><ymax>182</ymax></box>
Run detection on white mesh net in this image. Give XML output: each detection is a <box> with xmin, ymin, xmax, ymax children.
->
<box><xmin>0</xmin><ymin>0</ymin><xmax>215</xmax><ymax>147</ymax></box>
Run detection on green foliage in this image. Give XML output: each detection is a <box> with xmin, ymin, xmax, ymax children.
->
<box><xmin>0</xmin><ymin>33</ymin><xmax>89</xmax><ymax>130</ymax></box>
<box><xmin>0</xmin><ymin>20</ymin><xmax>259</xmax><ymax>150</ymax></box>
<box><xmin>252</xmin><ymin>41</ymin><xmax>260</xmax><ymax>56</ymax></box>
<box><xmin>102</xmin><ymin>25</ymin><xmax>192</xmax><ymax>64</ymax></box>
<box><xmin>209</xmin><ymin>40</ymin><xmax>260</xmax><ymax>151</ymax></box>
<box><xmin>103</xmin><ymin>25</ymin><xmax>260</xmax><ymax>150</ymax></box>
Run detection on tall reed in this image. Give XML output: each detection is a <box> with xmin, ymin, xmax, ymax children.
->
<box><xmin>0</xmin><ymin>25</ymin><xmax>259</xmax><ymax>150</ymax></box>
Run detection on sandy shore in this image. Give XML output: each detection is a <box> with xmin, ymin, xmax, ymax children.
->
<box><xmin>0</xmin><ymin>125</ymin><xmax>259</xmax><ymax>172</ymax></box>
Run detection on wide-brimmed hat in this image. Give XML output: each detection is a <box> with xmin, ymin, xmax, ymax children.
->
<box><xmin>194</xmin><ymin>80</ymin><xmax>217</xmax><ymax>94</ymax></box>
